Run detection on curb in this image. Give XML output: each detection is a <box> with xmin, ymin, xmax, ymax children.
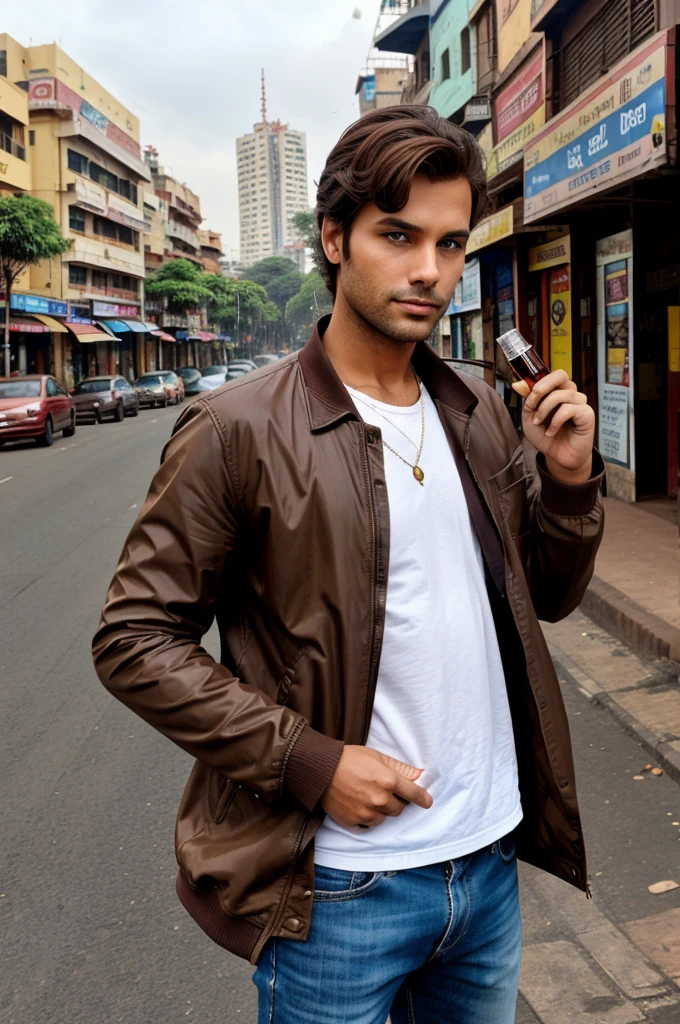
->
<box><xmin>550</xmin><ymin>646</ymin><xmax>680</xmax><ymax>787</ymax></box>
<box><xmin>581</xmin><ymin>575</ymin><xmax>680</xmax><ymax>663</ymax></box>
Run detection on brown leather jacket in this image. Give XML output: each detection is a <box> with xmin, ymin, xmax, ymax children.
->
<box><xmin>93</xmin><ymin>317</ymin><xmax>604</xmax><ymax>965</ymax></box>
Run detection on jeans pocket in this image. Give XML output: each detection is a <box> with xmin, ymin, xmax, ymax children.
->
<box><xmin>494</xmin><ymin>832</ymin><xmax>517</xmax><ymax>863</ymax></box>
<box><xmin>313</xmin><ymin>866</ymin><xmax>382</xmax><ymax>902</ymax></box>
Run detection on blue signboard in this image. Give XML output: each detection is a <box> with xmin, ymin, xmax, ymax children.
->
<box><xmin>363</xmin><ymin>75</ymin><xmax>376</xmax><ymax>103</ymax></box>
<box><xmin>10</xmin><ymin>293</ymin><xmax>68</xmax><ymax>317</ymax></box>
<box><xmin>525</xmin><ymin>79</ymin><xmax>665</xmax><ymax>205</ymax></box>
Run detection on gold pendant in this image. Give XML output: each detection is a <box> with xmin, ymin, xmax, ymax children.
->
<box><xmin>413</xmin><ymin>466</ymin><xmax>424</xmax><ymax>485</ymax></box>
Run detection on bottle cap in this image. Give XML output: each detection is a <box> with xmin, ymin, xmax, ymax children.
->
<box><xmin>497</xmin><ymin>328</ymin><xmax>530</xmax><ymax>360</ymax></box>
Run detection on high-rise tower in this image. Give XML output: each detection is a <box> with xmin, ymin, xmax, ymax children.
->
<box><xmin>236</xmin><ymin>73</ymin><xmax>309</xmax><ymax>268</ymax></box>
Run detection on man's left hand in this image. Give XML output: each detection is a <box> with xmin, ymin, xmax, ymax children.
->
<box><xmin>513</xmin><ymin>370</ymin><xmax>595</xmax><ymax>484</ymax></box>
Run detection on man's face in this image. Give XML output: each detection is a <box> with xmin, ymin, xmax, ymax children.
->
<box><xmin>325</xmin><ymin>173</ymin><xmax>472</xmax><ymax>344</ymax></box>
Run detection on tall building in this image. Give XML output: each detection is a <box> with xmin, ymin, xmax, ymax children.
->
<box><xmin>0</xmin><ymin>34</ymin><xmax>151</xmax><ymax>385</ymax></box>
<box><xmin>144</xmin><ymin>146</ymin><xmax>202</xmax><ymax>265</ymax></box>
<box><xmin>236</xmin><ymin>73</ymin><xmax>309</xmax><ymax>266</ymax></box>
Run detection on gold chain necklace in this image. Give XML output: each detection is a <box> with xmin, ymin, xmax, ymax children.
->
<box><xmin>346</xmin><ymin>375</ymin><xmax>425</xmax><ymax>486</ymax></box>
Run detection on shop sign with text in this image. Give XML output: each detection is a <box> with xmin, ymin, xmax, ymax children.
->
<box><xmin>92</xmin><ymin>302</ymin><xmax>140</xmax><ymax>317</ymax></box>
<box><xmin>466</xmin><ymin>205</ymin><xmax>514</xmax><ymax>254</ymax></box>
<box><xmin>528</xmin><ymin>234</ymin><xmax>570</xmax><ymax>272</ymax></box>
<box><xmin>524</xmin><ymin>32</ymin><xmax>669</xmax><ymax>224</ymax></box>
<box><xmin>448</xmin><ymin>258</ymin><xmax>481</xmax><ymax>314</ymax></box>
<box><xmin>0</xmin><ymin>293</ymin><xmax>68</xmax><ymax>316</ymax></box>
<box><xmin>28</xmin><ymin>77</ymin><xmax>141</xmax><ymax>160</ymax></box>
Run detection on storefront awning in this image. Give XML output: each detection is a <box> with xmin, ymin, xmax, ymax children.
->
<box><xmin>8</xmin><ymin>317</ymin><xmax>51</xmax><ymax>333</ymax></box>
<box><xmin>151</xmin><ymin>330</ymin><xmax>176</xmax><ymax>343</ymax></box>
<box><xmin>188</xmin><ymin>331</ymin><xmax>216</xmax><ymax>342</ymax></box>
<box><xmin>33</xmin><ymin>314</ymin><xmax>68</xmax><ymax>333</ymax></box>
<box><xmin>66</xmin><ymin>321</ymin><xmax>112</xmax><ymax>344</ymax></box>
<box><xmin>100</xmin><ymin>319</ymin><xmax>131</xmax><ymax>333</ymax></box>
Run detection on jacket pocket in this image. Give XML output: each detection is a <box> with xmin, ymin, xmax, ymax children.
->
<box><xmin>275</xmin><ymin>646</ymin><xmax>307</xmax><ymax>706</ymax></box>
<box><xmin>492</xmin><ymin>446</ymin><xmax>531</xmax><ymax>544</ymax></box>
<box><xmin>213</xmin><ymin>779</ymin><xmax>238</xmax><ymax>824</ymax></box>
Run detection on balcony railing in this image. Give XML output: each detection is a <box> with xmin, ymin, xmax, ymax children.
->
<box><xmin>90</xmin><ymin>286</ymin><xmax>139</xmax><ymax>300</ymax></box>
<box><xmin>1</xmin><ymin>130</ymin><xmax>26</xmax><ymax>162</ymax></box>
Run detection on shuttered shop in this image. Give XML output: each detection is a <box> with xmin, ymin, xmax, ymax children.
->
<box><xmin>558</xmin><ymin>0</ymin><xmax>657</xmax><ymax>110</ymax></box>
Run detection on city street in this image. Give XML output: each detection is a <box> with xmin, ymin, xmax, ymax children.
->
<box><xmin>1</xmin><ymin>404</ymin><xmax>679</xmax><ymax>1024</ymax></box>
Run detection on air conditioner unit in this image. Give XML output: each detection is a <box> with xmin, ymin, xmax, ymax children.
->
<box><xmin>66</xmin><ymin>182</ymin><xmax>76</xmax><ymax>192</ymax></box>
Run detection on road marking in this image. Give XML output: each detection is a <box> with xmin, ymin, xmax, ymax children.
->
<box><xmin>0</xmin><ymin>476</ymin><xmax>13</xmax><ymax>485</ymax></box>
<box><xmin>58</xmin><ymin>441</ymin><xmax>82</xmax><ymax>452</ymax></box>
<box><xmin>150</xmin><ymin>419</ymin><xmax>157</xmax><ymax>423</ymax></box>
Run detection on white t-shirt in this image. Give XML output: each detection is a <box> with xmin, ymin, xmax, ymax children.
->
<box><xmin>314</xmin><ymin>382</ymin><xmax>522</xmax><ymax>871</ymax></box>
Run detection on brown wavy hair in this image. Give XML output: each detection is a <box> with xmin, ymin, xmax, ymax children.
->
<box><xmin>314</xmin><ymin>105</ymin><xmax>487</xmax><ymax>297</ymax></box>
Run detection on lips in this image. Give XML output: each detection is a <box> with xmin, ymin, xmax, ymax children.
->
<box><xmin>395</xmin><ymin>299</ymin><xmax>439</xmax><ymax>314</ymax></box>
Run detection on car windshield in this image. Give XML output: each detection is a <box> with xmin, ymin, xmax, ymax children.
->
<box><xmin>176</xmin><ymin>368</ymin><xmax>200</xmax><ymax>379</ymax></box>
<box><xmin>0</xmin><ymin>380</ymin><xmax>42</xmax><ymax>398</ymax></box>
<box><xmin>161</xmin><ymin>373</ymin><xmax>175</xmax><ymax>382</ymax></box>
<box><xmin>202</xmin><ymin>366</ymin><xmax>226</xmax><ymax>376</ymax></box>
<box><xmin>74</xmin><ymin>379</ymin><xmax>112</xmax><ymax>394</ymax></box>
<box><xmin>137</xmin><ymin>375</ymin><xmax>163</xmax><ymax>386</ymax></box>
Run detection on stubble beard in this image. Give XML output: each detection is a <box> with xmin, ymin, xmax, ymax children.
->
<box><xmin>340</xmin><ymin>260</ymin><xmax>446</xmax><ymax>345</ymax></box>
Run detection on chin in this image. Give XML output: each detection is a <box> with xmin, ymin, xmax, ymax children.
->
<box><xmin>384</xmin><ymin>315</ymin><xmax>438</xmax><ymax>344</ymax></box>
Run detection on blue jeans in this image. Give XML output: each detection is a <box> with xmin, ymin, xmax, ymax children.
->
<box><xmin>253</xmin><ymin>833</ymin><xmax>521</xmax><ymax>1024</ymax></box>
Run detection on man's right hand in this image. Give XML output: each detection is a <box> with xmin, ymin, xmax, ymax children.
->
<box><xmin>320</xmin><ymin>745</ymin><xmax>433</xmax><ymax>828</ymax></box>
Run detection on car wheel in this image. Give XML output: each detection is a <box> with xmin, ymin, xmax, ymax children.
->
<box><xmin>63</xmin><ymin>412</ymin><xmax>76</xmax><ymax>437</ymax></box>
<box><xmin>38</xmin><ymin>417</ymin><xmax>54</xmax><ymax>447</ymax></box>
<box><xmin>162</xmin><ymin>396</ymin><xmax>168</xmax><ymax>408</ymax></box>
<box><xmin>175</xmin><ymin>392</ymin><xmax>180</xmax><ymax>405</ymax></box>
<box><xmin>114</xmin><ymin>401</ymin><xmax>125</xmax><ymax>423</ymax></box>
<box><xmin>129</xmin><ymin>401</ymin><xmax>139</xmax><ymax>417</ymax></box>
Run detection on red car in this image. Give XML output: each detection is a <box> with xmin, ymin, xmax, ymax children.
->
<box><xmin>0</xmin><ymin>374</ymin><xmax>76</xmax><ymax>447</ymax></box>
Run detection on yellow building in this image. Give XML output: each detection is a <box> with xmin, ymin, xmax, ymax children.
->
<box><xmin>1</xmin><ymin>34</ymin><xmax>152</xmax><ymax>385</ymax></box>
<box><xmin>0</xmin><ymin>71</ymin><xmax>30</xmax><ymax>194</ymax></box>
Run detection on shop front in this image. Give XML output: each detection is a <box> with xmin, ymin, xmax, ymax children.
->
<box><xmin>523</xmin><ymin>28</ymin><xmax>676</xmax><ymax>500</ymax></box>
<box><xmin>1</xmin><ymin>293</ymin><xmax>69</xmax><ymax>381</ymax></box>
<box><xmin>64</xmin><ymin>320</ymin><xmax>115</xmax><ymax>386</ymax></box>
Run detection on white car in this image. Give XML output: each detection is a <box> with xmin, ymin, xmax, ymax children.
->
<box><xmin>195</xmin><ymin>372</ymin><xmax>229</xmax><ymax>392</ymax></box>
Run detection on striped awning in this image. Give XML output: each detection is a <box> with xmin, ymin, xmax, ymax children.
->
<box><xmin>66</xmin><ymin>321</ymin><xmax>112</xmax><ymax>344</ymax></box>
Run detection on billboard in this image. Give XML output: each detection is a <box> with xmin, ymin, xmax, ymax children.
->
<box><xmin>28</xmin><ymin>78</ymin><xmax>141</xmax><ymax>160</ymax></box>
<box><xmin>524</xmin><ymin>32</ymin><xmax>669</xmax><ymax>224</ymax></box>
<box><xmin>495</xmin><ymin>0</ymin><xmax>534</xmax><ymax>74</ymax></box>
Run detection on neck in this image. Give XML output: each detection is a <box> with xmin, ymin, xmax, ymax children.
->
<box><xmin>322</xmin><ymin>290</ymin><xmax>420</xmax><ymax>406</ymax></box>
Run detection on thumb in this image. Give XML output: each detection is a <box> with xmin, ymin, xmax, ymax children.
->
<box><xmin>378</xmin><ymin>752</ymin><xmax>423</xmax><ymax>781</ymax></box>
<box><xmin>512</xmin><ymin>381</ymin><xmax>531</xmax><ymax>398</ymax></box>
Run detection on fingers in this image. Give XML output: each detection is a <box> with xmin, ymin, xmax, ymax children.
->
<box><xmin>543</xmin><ymin>402</ymin><xmax>594</xmax><ymax>438</ymax></box>
<box><xmin>512</xmin><ymin>381</ymin><xmax>530</xmax><ymax>398</ymax></box>
<box><xmin>524</xmin><ymin>370</ymin><xmax>574</xmax><ymax>411</ymax></box>
<box><xmin>531</xmin><ymin>389</ymin><xmax>587</xmax><ymax>426</ymax></box>
<box><xmin>378</xmin><ymin>752</ymin><xmax>423</xmax><ymax>781</ymax></box>
<box><xmin>393</xmin><ymin>773</ymin><xmax>434</xmax><ymax>810</ymax></box>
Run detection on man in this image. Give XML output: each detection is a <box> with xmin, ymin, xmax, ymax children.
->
<box><xmin>93</xmin><ymin>106</ymin><xmax>603</xmax><ymax>1023</ymax></box>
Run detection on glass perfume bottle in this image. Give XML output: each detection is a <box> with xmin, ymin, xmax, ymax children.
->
<box><xmin>497</xmin><ymin>328</ymin><xmax>549</xmax><ymax>390</ymax></box>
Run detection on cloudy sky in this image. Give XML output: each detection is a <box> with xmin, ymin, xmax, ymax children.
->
<box><xmin>4</xmin><ymin>1</ymin><xmax>377</xmax><ymax>258</ymax></box>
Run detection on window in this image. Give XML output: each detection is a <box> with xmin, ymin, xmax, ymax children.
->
<box><xmin>460</xmin><ymin>27</ymin><xmax>471</xmax><ymax>75</ymax></box>
<box><xmin>118</xmin><ymin>225</ymin><xmax>133</xmax><ymax>246</ymax></box>
<box><xmin>93</xmin><ymin>216</ymin><xmax>119</xmax><ymax>240</ymax></box>
<box><xmin>68</xmin><ymin>149</ymin><xmax>89</xmax><ymax>175</ymax></box>
<box><xmin>441</xmin><ymin>48</ymin><xmax>450</xmax><ymax>81</ymax></box>
<box><xmin>46</xmin><ymin>379</ymin><xmax>58</xmax><ymax>397</ymax></box>
<box><xmin>89</xmin><ymin>162</ymin><xmax>119</xmax><ymax>192</ymax></box>
<box><xmin>92</xmin><ymin>270</ymin><xmax>107</xmax><ymax>289</ymax></box>
<box><xmin>29</xmin><ymin>130</ymin><xmax>35</xmax><ymax>146</ymax></box>
<box><xmin>0</xmin><ymin>51</ymin><xmax>6</xmax><ymax>78</ymax></box>
<box><xmin>69</xmin><ymin>206</ymin><xmax>86</xmax><ymax>232</ymax></box>
<box><xmin>69</xmin><ymin>265</ymin><xmax>87</xmax><ymax>286</ymax></box>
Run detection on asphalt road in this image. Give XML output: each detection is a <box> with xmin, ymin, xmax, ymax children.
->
<box><xmin>1</xmin><ymin>403</ymin><xmax>679</xmax><ymax>1024</ymax></box>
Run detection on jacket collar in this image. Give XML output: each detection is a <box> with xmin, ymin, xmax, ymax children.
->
<box><xmin>298</xmin><ymin>314</ymin><xmax>478</xmax><ymax>432</ymax></box>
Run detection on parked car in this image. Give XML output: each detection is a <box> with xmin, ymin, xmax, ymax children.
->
<box><xmin>228</xmin><ymin>359</ymin><xmax>258</xmax><ymax>374</ymax></box>
<box><xmin>253</xmin><ymin>354</ymin><xmax>280</xmax><ymax>368</ymax></box>
<box><xmin>160</xmin><ymin>370</ymin><xmax>184</xmax><ymax>402</ymax></box>
<box><xmin>175</xmin><ymin>367</ymin><xmax>203</xmax><ymax>395</ymax></box>
<box><xmin>0</xmin><ymin>374</ymin><xmax>76</xmax><ymax>447</ymax></box>
<box><xmin>201</xmin><ymin>364</ymin><xmax>229</xmax><ymax>377</ymax></box>
<box><xmin>135</xmin><ymin>373</ymin><xmax>179</xmax><ymax>408</ymax></box>
<box><xmin>194</xmin><ymin>372</ymin><xmax>240</xmax><ymax>393</ymax></box>
<box><xmin>72</xmin><ymin>376</ymin><xmax>139</xmax><ymax>423</ymax></box>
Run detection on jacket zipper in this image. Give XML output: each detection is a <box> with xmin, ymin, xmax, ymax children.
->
<box><xmin>361</xmin><ymin>426</ymin><xmax>381</xmax><ymax>744</ymax></box>
<box><xmin>251</xmin><ymin>803</ymin><xmax>310</xmax><ymax>962</ymax></box>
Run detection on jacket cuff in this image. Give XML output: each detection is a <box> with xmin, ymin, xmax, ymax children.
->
<box><xmin>284</xmin><ymin>724</ymin><xmax>344</xmax><ymax>812</ymax></box>
<box><xmin>537</xmin><ymin>450</ymin><xmax>605</xmax><ymax>517</ymax></box>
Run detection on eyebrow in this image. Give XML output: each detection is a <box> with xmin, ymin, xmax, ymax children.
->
<box><xmin>376</xmin><ymin>215</ymin><xmax>470</xmax><ymax>239</ymax></box>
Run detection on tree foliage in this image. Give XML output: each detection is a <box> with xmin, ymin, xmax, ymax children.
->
<box><xmin>0</xmin><ymin>194</ymin><xmax>71</xmax><ymax>289</ymax></box>
<box><xmin>266</xmin><ymin>269</ymin><xmax>303</xmax><ymax>313</ymax></box>
<box><xmin>205</xmin><ymin>275</ymin><xmax>279</xmax><ymax>331</ymax></box>
<box><xmin>286</xmin><ymin>271</ymin><xmax>333</xmax><ymax>345</ymax></box>
<box><xmin>293</xmin><ymin>210</ymin><xmax>318</xmax><ymax>250</ymax></box>
<box><xmin>241</xmin><ymin>256</ymin><xmax>298</xmax><ymax>289</ymax></box>
<box><xmin>145</xmin><ymin>258</ymin><xmax>213</xmax><ymax>313</ymax></box>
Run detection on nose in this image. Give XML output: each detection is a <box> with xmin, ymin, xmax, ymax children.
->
<box><xmin>407</xmin><ymin>242</ymin><xmax>440</xmax><ymax>290</ymax></box>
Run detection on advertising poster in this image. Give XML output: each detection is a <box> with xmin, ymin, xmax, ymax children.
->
<box><xmin>448</xmin><ymin>258</ymin><xmax>481</xmax><ymax>314</ymax></box>
<box><xmin>549</xmin><ymin>265</ymin><xmax>572</xmax><ymax>378</ymax></box>
<box><xmin>494</xmin><ymin>0</ymin><xmax>534</xmax><ymax>74</ymax></box>
<box><xmin>596</xmin><ymin>230</ymin><xmax>634</xmax><ymax>474</ymax></box>
<box><xmin>605</xmin><ymin>260</ymin><xmax>630</xmax><ymax>385</ymax></box>
<box><xmin>524</xmin><ymin>33</ymin><xmax>668</xmax><ymax>223</ymax></box>
<box><xmin>599</xmin><ymin>385</ymin><xmax>630</xmax><ymax>465</ymax></box>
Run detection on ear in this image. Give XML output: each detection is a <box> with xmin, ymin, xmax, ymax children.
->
<box><xmin>320</xmin><ymin>216</ymin><xmax>343</xmax><ymax>267</ymax></box>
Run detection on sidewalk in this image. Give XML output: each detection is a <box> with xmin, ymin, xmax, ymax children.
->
<box><xmin>544</xmin><ymin>495</ymin><xmax>680</xmax><ymax>784</ymax></box>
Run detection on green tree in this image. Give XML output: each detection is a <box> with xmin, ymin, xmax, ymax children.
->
<box><xmin>241</xmin><ymin>256</ymin><xmax>298</xmax><ymax>289</ymax></box>
<box><xmin>266</xmin><ymin>269</ymin><xmax>303</xmax><ymax>314</ymax></box>
<box><xmin>286</xmin><ymin>270</ymin><xmax>333</xmax><ymax>347</ymax></box>
<box><xmin>205</xmin><ymin>275</ymin><xmax>279</xmax><ymax>347</ymax></box>
<box><xmin>145</xmin><ymin>258</ymin><xmax>213</xmax><ymax>313</ymax></box>
<box><xmin>0</xmin><ymin>194</ymin><xmax>71</xmax><ymax>376</ymax></box>
<box><xmin>293</xmin><ymin>210</ymin><xmax>318</xmax><ymax>250</ymax></box>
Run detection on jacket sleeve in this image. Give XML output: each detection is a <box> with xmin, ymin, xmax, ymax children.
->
<box><xmin>92</xmin><ymin>400</ymin><xmax>343</xmax><ymax>811</ymax></box>
<box><xmin>524</xmin><ymin>447</ymin><xmax>605</xmax><ymax>623</ymax></box>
